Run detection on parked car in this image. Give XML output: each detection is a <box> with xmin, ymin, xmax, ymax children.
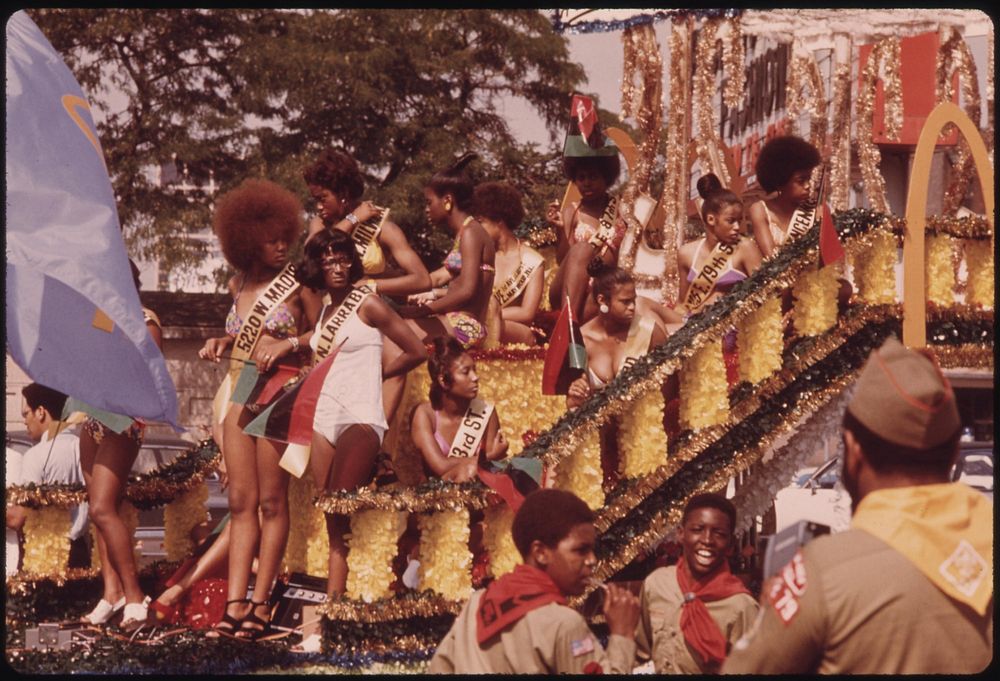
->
<box><xmin>951</xmin><ymin>442</ymin><xmax>994</xmax><ymax>502</ymax></box>
<box><xmin>6</xmin><ymin>429</ymin><xmax>227</xmax><ymax>566</ymax></box>
<box><xmin>772</xmin><ymin>457</ymin><xmax>852</xmax><ymax>534</ymax></box>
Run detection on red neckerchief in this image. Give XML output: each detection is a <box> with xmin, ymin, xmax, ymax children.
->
<box><xmin>476</xmin><ymin>564</ymin><xmax>566</xmax><ymax>644</ymax></box>
<box><xmin>675</xmin><ymin>554</ymin><xmax>750</xmax><ymax>666</ymax></box>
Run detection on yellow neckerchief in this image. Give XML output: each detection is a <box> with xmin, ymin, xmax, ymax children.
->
<box><xmin>852</xmin><ymin>482</ymin><xmax>993</xmax><ymax>615</ymax></box>
<box><xmin>493</xmin><ymin>243</ymin><xmax>544</xmax><ymax>308</ymax></box>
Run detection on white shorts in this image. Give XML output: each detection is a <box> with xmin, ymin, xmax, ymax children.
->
<box><xmin>313</xmin><ymin>395</ymin><xmax>387</xmax><ymax>447</ymax></box>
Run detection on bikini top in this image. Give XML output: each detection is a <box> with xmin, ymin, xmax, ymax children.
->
<box><xmin>224</xmin><ymin>276</ymin><xmax>297</xmax><ymax>338</ymax></box>
<box><xmin>443</xmin><ymin>237</ymin><xmax>497</xmax><ymax>277</ymax></box>
<box><xmin>761</xmin><ymin>202</ymin><xmax>787</xmax><ymax>249</ymax></box>
<box><xmin>361</xmin><ymin>235</ymin><xmax>386</xmax><ymax>275</ymax></box>
<box><xmin>686</xmin><ymin>238</ymin><xmax>747</xmax><ymax>287</ymax></box>
<box><xmin>431</xmin><ymin>408</ymin><xmax>485</xmax><ymax>457</ymax></box>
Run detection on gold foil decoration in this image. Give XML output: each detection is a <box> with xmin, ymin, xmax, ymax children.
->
<box><xmin>936</xmin><ymin>26</ymin><xmax>984</xmax><ymax>216</ymax></box>
<box><xmin>722</xmin><ymin>16</ymin><xmax>745</xmax><ymax>111</ymax></box>
<box><xmin>693</xmin><ymin>18</ymin><xmax>732</xmax><ymax>188</ymax></box>
<box><xmin>785</xmin><ymin>53</ymin><xmax>828</xmax><ymax>151</ymax></box>
<box><xmin>857</xmin><ymin>37</ymin><xmax>902</xmax><ymax>214</ymax></box>
<box><xmin>828</xmin><ymin>59</ymin><xmax>854</xmax><ymax>212</ymax></box>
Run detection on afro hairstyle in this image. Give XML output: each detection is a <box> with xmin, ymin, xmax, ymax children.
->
<box><xmin>302</xmin><ymin>148</ymin><xmax>365</xmax><ymax>202</ymax></box>
<box><xmin>295</xmin><ymin>227</ymin><xmax>365</xmax><ymax>291</ymax></box>
<box><xmin>213</xmin><ymin>178</ymin><xmax>303</xmax><ymax>273</ymax></box>
<box><xmin>754</xmin><ymin>135</ymin><xmax>821</xmax><ymax>193</ymax></box>
<box><xmin>472</xmin><ymin>181</ymin><xmax>525</xmax><ymax>231</ymax></box>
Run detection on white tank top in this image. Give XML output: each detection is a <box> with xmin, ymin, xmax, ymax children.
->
<box><xmin>309</xmin><ymin>297</ymin><xmax>387</xmax><ymax>429</ymax></box>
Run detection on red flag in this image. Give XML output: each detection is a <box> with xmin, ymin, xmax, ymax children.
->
<box><xmin>571</xmin><ymin>94</ymin><xmax>598</xmax><ymax>146</ymax></box>
<box><xmin>818</xmin><ymin>203</ymin><xmax>845</xmax><ymax>266</ymax></box>
<box><xmin>542</xmin><ymin>305</ymin><xmax>586</xmax><ymax>395</ymax></box>
<box><xmin>476</xmin><ymin>458</ymin><xmax>542</xmax><ymax>513</ymax></box>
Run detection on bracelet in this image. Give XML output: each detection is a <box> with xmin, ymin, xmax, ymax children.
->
<box><xmin>287</xmin><ymin>336</ymin><xmax>300</xmax><ymax>352</ymax></box>
<box><xmin>345</xmin><ymin>213</ymin><xmax>360</xmax><ymax>227</ymax></box>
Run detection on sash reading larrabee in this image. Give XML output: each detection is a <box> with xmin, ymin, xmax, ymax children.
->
<box><xmin>211</xmin><ymin>262</ymin><xmax>300</xmax><ymax>424</ymax></box>
<box><xmin>681</xmin><ymin>240</ymin><xmax>736</xmax><ymax>315</ymax></box>
<box><xmin>351</xmin><ymin>206</ymin><xmax>389</xmax><ymax>261</ymax></box>
<box><xmin>619</xmin><ymin>316</ymin><xmax>655</xmax><ymax>374</ymax></box>
<box><xmin>586</xmin><ymin>195</ymin><xmax>620</xmax><ymax>257</ymax></box>
<box><xmin>493</xmin><ymin>248</ymin><xmax>544</xmax><ymax>308</ymax></box>
<box><xmin>448</xmin><ymin>397</ymin><xmax>495</xmax><ymax>459</ymax></box>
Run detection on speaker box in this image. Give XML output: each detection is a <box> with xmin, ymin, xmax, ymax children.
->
<box><xmin>269</xmin><ymin>572</ymin><xmax>327</xmax><ymax>633</ymax></box>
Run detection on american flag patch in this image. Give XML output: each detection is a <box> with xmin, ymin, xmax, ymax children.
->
<box><xmin>571</xmin><ymin>636</ymin><xmax>595</xmax><ymax>657</ymax></box>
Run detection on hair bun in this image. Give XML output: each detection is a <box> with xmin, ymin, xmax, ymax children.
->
<box><xmin>586</xmin><ymin>257</ymin><xmax>612</xmax><ymax>279</ymax></box>
<box><xmin>696</xmin><ymin>173</ymin><xmax>724</xmax><ymax>199</ymax></box>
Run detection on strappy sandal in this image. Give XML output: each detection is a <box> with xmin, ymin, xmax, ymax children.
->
<box><xmin>206</xmin><ymin>598</ymin><xmax>248</xmax><ymax>639</ymax></box>
<box><xmin>234</xmin><ymin>599</ymin><xmax>270</xmax><ymax>641</ymax></box>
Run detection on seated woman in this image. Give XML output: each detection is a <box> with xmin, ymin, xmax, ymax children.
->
<box><xmin>410</xmin><ymin>338</ymin><xmax>508</xmax><ymax>483</ymax></box>
<box><xmin>296</xmin><ymin>228</ymin><xmax>427</xmax><ymax>599</ymax></box>
<box><xmin>303</xmin><ymin>148</ymin><xmax>432</xmax><ymax>422</ymax></box>
<box><xmin>397</xmin><ymin>153</ymin><xmax>496</xmax><ymax>350</ymax></box>
<box><xmin>566</xmin><ymin>266</ymin><xmax>668</xmax><ymax>409</ymax></box>
<box><xmin>413</xmin><ymin>181</ymin><xmax>544</xmax><ymax>346</ymax></box>
<box><xmin>748</xmin><ymin>135</ymin><xmax>851</xmax><ymax>306</ymax></box>
<box><xmin>677</xmin><ymin>173</ymin><xmax>762</xmax><ymax>314</ymax></box>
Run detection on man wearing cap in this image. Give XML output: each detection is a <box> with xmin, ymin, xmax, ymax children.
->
<box><xmin>722</xmin><ymin>337</ymin><xmax>992</xmax><ymax>674</ymax></box>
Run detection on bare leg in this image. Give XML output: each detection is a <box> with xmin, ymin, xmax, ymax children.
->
<box><xmin>561</xmin><ymin>242</ymin><xmax>598</xmax><ymax>320</ymax></box>
<box><xmin>405</xmin><ymin>316</ymin><xmax>450</xmax><ymax>344</ymax></box>
<box><xmin>87</xmin><ymin>432</ymin><xmax>143</xmax><ymax>606</ymax></box>
<box><xmin>155</xmin><ymin>522</ymin><xmax>232</xmax><ymax>607</ymax></box>
<box><xmin>216</xmin><ymin>406</ymin><xmax>260</xmax><ymax>628</ymax></box>
<box><xmin>500</xmin><ymin>320</ymin><xmax>537</xmax><ymax>346</ymax></box>
<box><xmin>79</xmin><ymin>430</ymin><xmax>124</xmax><ymax>605</ymax></box>
<box><xmin>238</xmin><ymin>437</ymin><xmax>290</xmax><ymax>636</ymax></box>
<box><xmin>322</xmin><ymin>424</ymin><xmax>380</xmax><ymax>598</ymax></box>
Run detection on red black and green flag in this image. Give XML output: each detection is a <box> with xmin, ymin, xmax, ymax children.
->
<box><xmin>542</xmin><ymin>302</ymin><xmax>587</xmax><ymax>395</ymax></box>
<box><xmin>230</xmin><ymin>359</ymin><xmax>300</xmax><ymax>409</ymax></box>
<box><xmin>476</xmin><ymin>457</ymin><xmax>542</xmax><ymax>513</ymax></box>
<box><xmin>242</xmin><ymin>346</ymin><xmax>342</xmax><ymax>445</ymax></box>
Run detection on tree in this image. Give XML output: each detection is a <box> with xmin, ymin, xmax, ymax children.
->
<box><xmin>30</xmin><ymin>9</ymin><xmax>587</xmax><ymax>286</ymax></box>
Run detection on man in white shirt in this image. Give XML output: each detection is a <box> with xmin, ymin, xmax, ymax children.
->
<box><xmin>8</xmin><ymin>383</ymin><xmax>90</xmax><ymax>569</ymax></box>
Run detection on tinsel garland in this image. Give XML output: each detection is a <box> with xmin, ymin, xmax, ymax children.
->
<box><xmin>963</xmin><ymin>239</ymin><xmax>994</xmax><ymax>308</ymax></box>
<box><xmin>693</xmin><ymin>18</ymin><xmax>731</xmax><ymax>188</ymax></box>
<box><xmin>729</xmin><ymin>389</ymin><xmax>853</xmax><ymax>533</ymax></box>
<box><xmin>937</xmin><ymin>25</ymin><xmax>984</xmax><ymax>216</ymax></box>
<box><xmin>417</xmin><ymin>510</ymin><xmax>471</xmax><ymax>601</ymax></box>
<box><xmin>828</xmin><ymin>58</ymin><xmax>853</xmax><ymax>211</ymax></box>
<box><xmin>722</xmin><ymin>16</ymin><xmax>745</xmax><ymax>110</ymax></box>
<box><xmin>483</xmin><ymin>505</ymin><xmax>519</xmax><ymax>579</ymax></box>
<box><xmin>556</xmin><ymin>427</ymin><xmax>605</xmax><ymax>510</ymax></box>
<box><xmin>850</xmin><ymin>228</ymin><xmax>898</xmax><ymax>304</ymax></box>
<box><xmin>856</xmin><ymin>36</ymin><xmax>902</xmax><ymax>214</ymax></box>
<box><xmin>792</xmin><ymin>265</ymin><xmax>841</xmax><ymax>336</ymax></box>
<box><xmin>316</xmin><ymin>479</ymin><xmax>494</xmax><ymax>516</ymax></box>
<box><xmin>785</xmin><ymin>53</ymin><xmax>828</xmax><ymax>147</ymax></box>
<box><xmin>658</xmin><ymin>17</ymin><xmax>690</xmax><ymax>304</ymax></box>
<box><xmin>322</xmin><ymin>590</ymin><xmax>463</xmax><ymax>623</ymax></box>
<box><xmin>618</xmin><ymin>388</ymin><xmax>668</xmax><ymax>478</ymax></box>
<box><xmin>163</xmin><ymin>482</ymin><xmax>208</xmax><ymax>562</ymax></box>
<box><xmin>926</xmin><ymin>233</ymin><xmax>957</xmax><ymax>305</ymax></box>
<box><xmin>550</xmin><ymin>8</ymin><xmax>739</xmax><ymax>35</ymax></box>
<box><xmin>926</xmin><ymin>214</ymin><xmax>993</xmax><ymax>239</ymax></box>
<box><xmin>679</xmin><ymin>339</ymin><xmax>729</xmax><ymax>429</ymax></box>
<box><xmin>737</xmin><ymin>298</ymin><xmax>783</xmax><ymax>383</ymax></box>
<box><xmin>283</xmin><ymin>473</ymin><xmax>328</xmax><ymax>576</ymax></box>
<box><xmin>619</xmin><ymin>22</ymin><xmax>664</xmax><ymax>273</ymax></box>
<box><xmin>346</xmin><ymin>510</ymin><xmax>407</xmax><ymax>603</ymax></box>
<box><xmin>20</xmin><ymin>507</ymin><xmax>71</xmax><ymax>578</ymax></box>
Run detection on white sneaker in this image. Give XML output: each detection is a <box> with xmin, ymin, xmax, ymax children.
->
<box><xmin>120</xmin><ymin>596</ymin><xmax>151</xmax><ymax>632</ymax></box>
<box><xmin>82</xmin><ymin>597</ymin><xmax>126</xmax><ymax>625</ymax></box>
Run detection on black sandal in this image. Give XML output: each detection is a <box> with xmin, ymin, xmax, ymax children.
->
<box><xmin>235</xmin><ymin>600</ymin><xmax>270</xmax><ymax>641</ymax></box>
<box><xmin>206</xmin><ymin>598</ymin><xmax>248</xmax><ymax>639</ymax></box>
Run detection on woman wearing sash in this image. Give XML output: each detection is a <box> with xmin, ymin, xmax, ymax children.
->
<box><xmin>78</xmin><ymin>260</ymin><xmax>163</xmax><ymax>630</ymax></box>
<box><xmin>677</xmin><ymin>174</ymin><xmax>762</xmax><ymax>312</ymax></box>
<box><xmin>397</xmin><ymin>153</ymin><xmax>496</xmax><ymax>350</ymax></box>
<box><xmin>748</xmin><ymin>135</ymin><xmax>851</xmax><ymax>306</ymax></box>
<box><xmin>198</xmin><ymin>179</ymin><xmax>316</xmax><ymax>639</ymax></box>
<box><xmin>296</xmin><ymin>228</ymin><xmax>427</xmax><ymax>599</ymax></box>
<box><xmin>412</xmin><ymin>181</ymin><xmax>544</xmax><ymax>346</ymax></box>
<box><xmin>303</xmin><ymin>148</ymin><xmax>431</xmax><ymax>424</ymax></box>
<box><xmin>411</xmin><ymin>337</ymin><xmax>508</xmax><ymax>483</ymax></box>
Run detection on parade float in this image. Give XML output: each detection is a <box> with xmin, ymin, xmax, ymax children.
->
<box><xmin>6</xmin><ymin>8</ymin><xmax>993</xmax><ymax>674</ymax></box>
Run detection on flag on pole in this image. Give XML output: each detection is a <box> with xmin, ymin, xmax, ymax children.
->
<box><xmin>819</xmin><ymin>202</ymin><xmax>845</xmax><ymax>266</ymax></box>
<box><xmin>476</xmin><ymin>457</ymin><xmax>543</xmax><ymax>513</ymax></box>
<box><xmin>541</xmin><ymin>300</ymin><xmax>587</xmax><ymax>395</ymax></box>
<box><xmin>230</xmin><ymin>360</ymin><xmax>301</xmax><ymax>409</ymax></box>
<box><xmin>5</xmin><ymin>11</ymin><xmax>178</xmax><ymax>427</ymax></box>
<box><xmin>242</xmin><ymin>347</ymin><xmax>342</xmax><ymax>446</ymax></box>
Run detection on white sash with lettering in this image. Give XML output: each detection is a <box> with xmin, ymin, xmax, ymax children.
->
<box><xmin>619</xmin><ymin>316</ymin><xmax>655</xmax><ymax>374</ymax></box>
<box><xmin>447</xmin><ymin>398</ymin><xmax>495</xmax><ymax>459</ymax></box>
<box><xmin>279</xmin><ymin>286</ymin><xmax>371</xmax><ymax>478</ymax></box>
<box><xmin>212</xmin><ymin>263</ymin><xmax>300</xmax><ymax>424</ymax></box>
<box><xmin>681</xmin><ymin>240</ymin><xmax>736</xmax><ymax>315</ymax></box>
<box><xmin>587</xmin><ymin>195</ymin><xmax>621</xmax><ymax>257</ymax></box>
<box><xmin>493</xmin><ymin>247</ymin><xmax>544</xmax><ymax>308</ymax></box>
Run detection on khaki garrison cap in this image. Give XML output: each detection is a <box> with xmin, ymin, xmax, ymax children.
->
<box><xmin>846</xmin><ymin>337</ymin><xmax>961</xmax><ymax>449</ymax></box>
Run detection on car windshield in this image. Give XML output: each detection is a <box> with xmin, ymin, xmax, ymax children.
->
<box><xmin>961</xmin><ymin>457</ymin><xmax>993</xmax><ymax>476</ymax></box>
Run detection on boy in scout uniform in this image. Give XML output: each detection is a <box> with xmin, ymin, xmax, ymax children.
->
<box><xmin>723</xmin><ymin>337</ymin><xmax>993</xmax><ymax>674</ymax></box>
<box><xmin>636</xmin><ymin>493</ymin><xmax>758</xmax><ymax>673</ymax></box>
<box><xmin>430</xmin><ymin>489</ymin><xmax>640</xmax><ymax>673</ymax></box>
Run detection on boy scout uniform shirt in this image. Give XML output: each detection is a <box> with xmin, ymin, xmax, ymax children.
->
<box><xmin>722</xmin><ymin>529</ymin><xmax>993</xmax><ymax>674</ymax></box>
<box><xmin>636</xmin><ymin>565</ymin><xmax>759</xmax><ymax>673</ymax></box>
<box><xmin>430</xmin><ymin>589</ymin><xmax>637</xmax><ymax>674</ymax></box>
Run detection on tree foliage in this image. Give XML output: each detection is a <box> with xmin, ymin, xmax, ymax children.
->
<box><xmin>30</xmin><ymin>9</ymin><xmax>588</xmax><ymax>288</ymax></box>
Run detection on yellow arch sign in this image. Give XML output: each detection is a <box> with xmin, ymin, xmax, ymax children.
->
<box><xmin>903</xmin><ymin>102</ymin><xmax>994</xmax><ymax>348</ymax></box>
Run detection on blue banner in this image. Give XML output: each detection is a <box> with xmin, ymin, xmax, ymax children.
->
<box><xmin>5</xmin><ymin>11</ymin><xmax>179</xmax><ymax>428</ymax></box>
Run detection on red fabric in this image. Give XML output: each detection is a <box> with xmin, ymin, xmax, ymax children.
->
<box><xmin>819</xmin><ymin>203</ymin><xmax>845</xmax><ymax>266</ymax></box>
<box><xmin>286</xmin><ymin>348</ymin><xmax>341</xmax><ymax>444</ymax></box>
<box><xmin>571</xmin><ymin>94</ymin><xmax>598</xmax><ymax>143</ymax></box>
<box><xmin>675</xmin><ymin>554</ymin><xmax>751</xmax><ymax>666</ymax></box>
<box><xmin>181</xmin><ymin>578</ymin><xmax>228</xmax><ymax>630</ymax></box>
<box><xmin>476</xmin><ymin>564</ymin><xmax>566</xmax><ymax>644</ymax></box>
